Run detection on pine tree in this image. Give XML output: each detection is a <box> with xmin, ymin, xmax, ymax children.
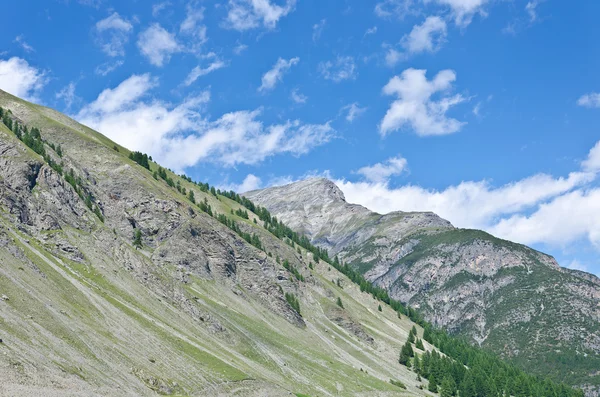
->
<box><xmin>336</xmin><ymin>297</ymin><xmax>344</xmax><ymax>308</ymax></box>
<box><xmin>188</xmin><ymin>189</ymin><xmax>195</xmax><ymax>204</ymax></box>
<box><xmin>378</xmin><ymin>304</ymin><xmax>382</xmax><ymax>312</ymax></box>
<box><xmin>413</xmin><ymin>353</ymin><xmax>421</xmax><ymax>374</ymax></box>
<box><xmin>133</xmin><ymin>229</ymin><xmax>143</xmax><ymax>249</ymax></box>
<box><xmin>440</xmin><ymin>377</ymin><xmax>456</xmax><ymax>397</ymax></box>
<box><xmin>408</xmin><ymin>330</ymin><xmax>416</xmax><ymax>343</ymax></box>
<box><xmin>416</xmin><ymin>338</ymin><xmax>425</xmax><ymax>350</ymax></box>
<box><xmin>428</xmin><ymin>374</ymin><xmax>438</xmax><ymax>393</ymax></box>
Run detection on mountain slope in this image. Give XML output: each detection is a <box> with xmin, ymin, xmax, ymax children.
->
<box><xmin>246</xmin><ymin>178</ymin><xmax>600</xmax><ymax>394</ymax></box>
<box><xmin>0</xmin><ymin>89</ymin><xmax>433</xmax><ymax>396</ymax></box>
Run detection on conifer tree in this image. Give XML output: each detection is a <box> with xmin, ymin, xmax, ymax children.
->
<box><xmin>133</xmin><ymin>229</ymin><xmax>142</xmax><ymax>249</ymax></box>
<box><xmin>428</xmin><ymin>374</ymin><xmax>438</xmax><ymax>393</ymax></box>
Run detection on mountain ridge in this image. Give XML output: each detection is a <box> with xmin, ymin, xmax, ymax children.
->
<box><xmin>245</xmin><ymin>177</ymin><xmax>600</xmax><ymax>395</ymax></box>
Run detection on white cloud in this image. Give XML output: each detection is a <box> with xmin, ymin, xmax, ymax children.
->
<box><xmin>152</xmin><ymin>2</ymin><xmax>172</xmax><ymax>17</ymax></box>
<box><xmin>380</xmin><ymin>68</ymin><xmax>467</xmax><ymax>136</ymax></box>
<box><xmin>426</xmin><ymin>0</ymin><xmax>489</xmax><ymax>26</ymax></box>
<box><xmin>319</xmin><ymin>56</ymin><xmax>357</xmax><ymax>83</ymax></box>
<box><xmin>0</xmin><ymin>57</ymin><xmax>47</xmax><ymax>102</ymax></box>
<box><xmin>95</xmin><ymin>60</ymin><xmax>124</xmax><ymax>76</ymax></box>
<box><xmin>490</xmin><ymin>189</ymin><xmax>600</xmax><ymax>248</ymax></box>
<box><xmin>180</xmin><ymin>2</ymin><xmax>208</xmax><ymax>49</ymax></box>
<box><xmin>180</xmin><ymin>3</ymin><xmax>204</xmax><ymax>33</ymax></box>
<box><xmin>76</xmin><ymin>74</ymin><xmax>334</xmax><ymax>171</ymax></box>
<box><xmin>526</xmin><ymin>0</ymin><xmax>543</xmax><ymax>22</ymax></box>
<box><xmin>582</xmin><ymin>141</ymin><xmax>600</xmax><ymax>173</ymax></box>
<box><xmin>343</xmin><ymin>103</ymin><xmax>367</xmax><ymax>122</ymax></box>
<box><xmin>94</xmin><ymin>12</ymin><xmax>133</xmax><ymax>57</ymax></box>
<box><xmin>137</xmin><ymin>24</ymin><xmax>181</xmax><ymax>67</ymax></box>
<box><xmin>184</xmin><ymin>59</ymin><xmax>227</xmax><ymax>86</ymax></box>
<box><xmin>224</xmin><ymin>0</ymin><xmax>296</xmax><ymax>31</ymax></box>
<box><xmin>312</xmin><ymin>19</ymin><xmax>326</xmax><ymax>42</ymax></box>
<box><xmin>365</xmin><ymin>26</ymin><xmax>378</xmax><ymax>36</ymax></box>
<box><xmin>402</xmin><ymin>16</ymin><xmax>447</xmax><ymax>54</ymax></box>
<box><xmin>14</xmin><ymin>35</ymin><xmax>35</xmax><ymax>53</ymax></box>
<box><xmin>224</xmin><ymin>174</ymin><xmax>263</xmax><ymax>193</ymax></box>
<box><xmin>355</xmin><ymin>155</ymin><xmax>407</xmax><ymax>183</ymax></box>
<box><xmin>290</xmin><ymin>88</ymin><xmax>307</xmax><ymax>104</ymax></box>
<box><xmin>233</xmin><ymin>43</ymin><xmax>248</xmax><ymax>55</ymax></box>
<box><xmin>385</xmin><ymin>48</ymin><xmax>404</xmax><ymax>67</ymax></box>
<box><xmin>259</xmin><ymin>57</ymin><xmax>299</xmax><ymax>92</ymax></box>
<box><xmin>336</xmin><ymin>171</ymin><xmax>594</xmax><ymax>232</ymax></box>
<box><xmin>374</xmin><ymin>0</ymin><xmax>415</xmax><ymax>18</ymax></box>
<box><xmin>56</xmin><ymin>82</ymin><xmax>78</xmax><ymax>110</ymax></box>
<box><xmin>577</xmin><ymin>93</ymin><xmax>600</xmax><ymax>108</ymax></box>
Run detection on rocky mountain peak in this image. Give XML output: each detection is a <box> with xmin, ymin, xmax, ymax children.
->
<box><xmin>247</xmin><ymin>177</ymin><xmax>346</xmax><ymax>207</ymax></box>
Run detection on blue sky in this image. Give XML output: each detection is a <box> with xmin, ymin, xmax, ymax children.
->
<box><xmin>2</xmin><ymin>0</ymin><xmax>600</xmax><ymax>275</ymax></box>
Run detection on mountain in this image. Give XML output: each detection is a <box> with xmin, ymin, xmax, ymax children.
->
<box><xmin>0</xmin><ymin>89</ymin><xmax>436</xmax><ymax>396</ymax></box>
<box><xmin>245</xmin><ymin>178</ymin><xmax>600</xmax><ymax>394</ymax></box>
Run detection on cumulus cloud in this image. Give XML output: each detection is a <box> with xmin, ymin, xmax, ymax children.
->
<box><xmin>577</xmin><ymin>93</ymin><xmax>600</xmax><ymax>108</ymax></box>
<box><xmin>380</xmin><ymin>68</ymin><xmax>467</xmax><ymax>136</ymax></box>
<box><xmin>76</xmin><ymin>74</ymin><xmax>334</xmax><ymax>171</ymax></box>
<box><xmin>355</xmin><ymin>155</ymin><xmax>407</xmax><ymax>183</ymax></box>
<box><xmin>0</xmin><ymin>57</ymin><xmax>47</xmax><ymax>102</ymax></box>
<box><xmin>259</xmin><ymin>57</ymin><xmax>299</xmax><ymax>92</ymax></box>
<box><xmin>137</xmin><ymin>24</ymin><xmax>181</xmax><ymax>67</ymax></box>
<box><xmin>94</xmin><ymin>12</ymin><xmax>133</xmax><ymax>57</ymax></box>
<box><xmin>403</xmin><ymin>16</ymin><xmax>447</xmax><ymax>54</ymax></box>
<box><xmin>343</xmin><ymin>103</ymin><xmax>367</xmax><ymax>122</ymax></box>
<box><xmin>223</xmin><ymin>0</ymin><xmax>296</xmax><ymax>31</ymax></box>
<box><xmin>319</xmin><ymin>56</ymin><xmax>357</xmax><ymax>83</ymax></box>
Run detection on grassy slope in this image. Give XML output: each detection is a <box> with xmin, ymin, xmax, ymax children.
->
<box><xmin>0</xmin><ymin>90</ymin><xmax>433</xmax><ymax>396</ymax></box>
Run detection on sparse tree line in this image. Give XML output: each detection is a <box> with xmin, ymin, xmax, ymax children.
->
<box><xmin>1</xmin><ymin>107</ymin><xmax>104</xmax><ymax>222</ymax></box>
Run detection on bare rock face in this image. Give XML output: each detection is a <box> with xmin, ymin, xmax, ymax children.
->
<box><xmin>247</xmin><ymin>178</ymin><xmax>600</xmax><ymax>395</ymax></box>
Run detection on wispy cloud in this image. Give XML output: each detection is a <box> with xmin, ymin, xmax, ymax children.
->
<box><xmin>14</xmin><ymin>35</ymin><xmax>35</xmax><ymax>53</ymax></box>
<box><xmin>319</xmin><ymin>56</ymin><xmax>357</xmax><ymax>83</ymax></box>
<box><xmin>259</xmin><ymin>57</ymin><xmax>300</xmax><ymax>92</ymax></box>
